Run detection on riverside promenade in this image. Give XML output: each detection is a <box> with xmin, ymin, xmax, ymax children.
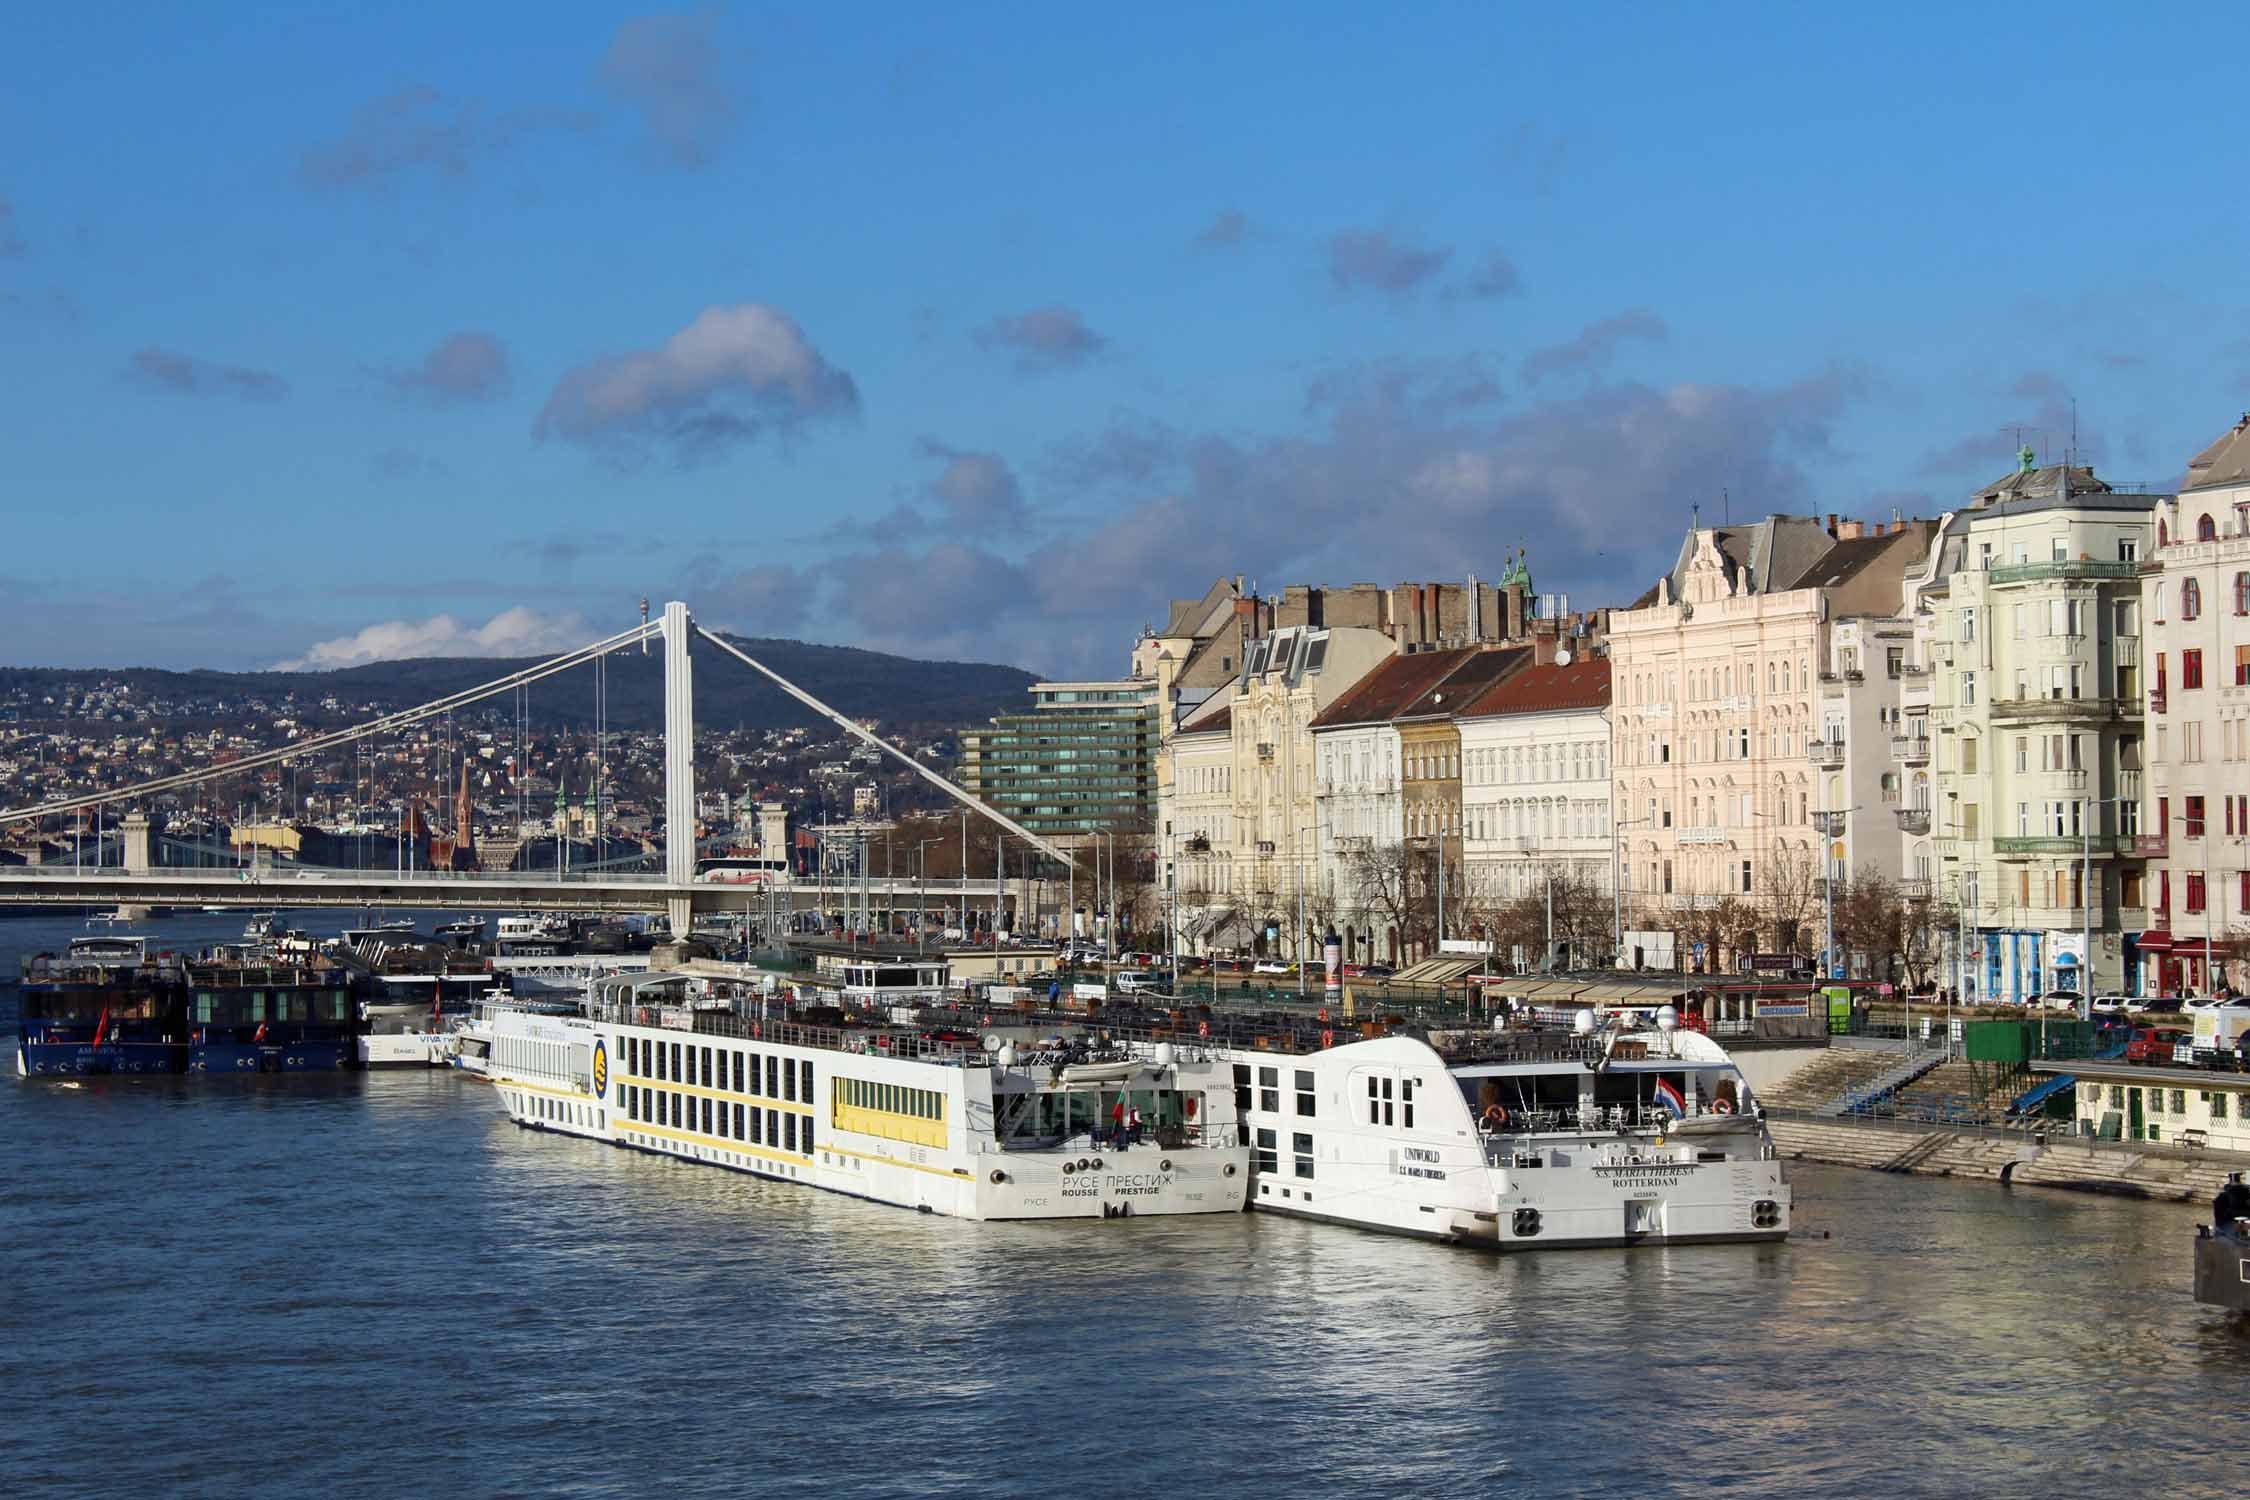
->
<box><xmin>1767</xmin><ymin>1112</ymin><xmax>2249</xmax><ymax>1201</ymax></box>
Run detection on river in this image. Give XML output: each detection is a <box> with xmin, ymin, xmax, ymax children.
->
<box><xmin>1</xmin><ymin>910</ymin><xmax>2242</xmax><ymax>1498</ymax></box>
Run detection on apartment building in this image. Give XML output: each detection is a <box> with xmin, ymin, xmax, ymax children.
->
<box><xmin>1905</xmin><ymin>458</ymin><xmax>2159</xmax><ymax>1002</ymax></box>
<box><xmin>958</xmin><ymin>678</ymin><xmax>1159</xmax><ymax>837</ymax></box>
<box><xmin>1160</xmin><ymin>624</ymin><xmax>1396</xmax><ymax>958</ymax></box>
<box><xmin>2139</xmin><ymin>415</ymin><xmax>2250</xmax><ymax>994</ymax></box>
<box><xmin>1609</xmin><ymin>514</ymin><xmax>1935</xmax><ymax>965</ymax></box>
<box><xmin>1457</xmin><ymin>655</ymin><xmax>1614</xmax><ymax>903</ymax></box>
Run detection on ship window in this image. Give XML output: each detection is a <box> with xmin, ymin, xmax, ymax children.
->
<box><xmin>1293</xmin><ymin>1132</ymin><xmax>1314</xmax><ymax>1178</ymax></box>
<box><xmin>749</xmin><ymin>1053</ymin><xmax>762</xmax><ymax>1097</ymax></box>
<box><xmin>1258</xmin><ymin>1066</ymin><xmax>1280</xmax><ymax>1113</ymax></box>
<box><xmin>703</xmin><ymin>1098</ymin><xmax>714</xmax><ymax>1135</ymax></box>
<box><xmin>785</xmin><ymin>1114</ymin><xmax>799</xmax><ymax>1153</ymax></box>
<box><xmin>767</xmin><ymin>1056</ymin><xmax>779</xmax><ymax>1098</ymax></box>
<box><xmin>626</xmin><ymin>1089</ymin><xmax>637</xmax><ymax>1123</ymax></box>
<box><xmin>734</xmin><ymin>1103</ymin><xmax>745</xmax><ymax>1137</ymax></box>
<box><xmin>802</xmin><ymin>1116</ymin><xmax>814</xmax><ymax>1155</ymax></box>
<box><xmin>700</xmin><ymin>1047</ymin><xmax>712</xmax><ymax>1086</ymax></box>
<box><xmin>1254</xmin><ymin>1128</ymin><xmax>1278</xmax><ymax>1174</ymax></box>
<box><xmin>1367</xmin><ymin>1075</ymin><xmax>1394</xmax><ymax>1127</ymax></box>
<box><xmin>802</xmin><ymin>1060</ymin><xmax>814</xmax><ymax>1103</ymax></box>
<box><xmin>1403</xmin><ymin>1079</ymin><xmax>1416</xmax><ymax>1129</ymax></box>
<box><xmin>734</xmin><ymin>1052</ymin><xmax>745</xmax><ymax>1092</ymax></box>
<box><xmin>671</xmin><ymin>1043</ymin><xmax>682</xmax><ymax>1080</ymax></box>
<box><xmin>751</xmin><ymin>1109</ymin><xmax>764</xmax><ymax>1145</ymax></box>
<box><xmin>1232</xmin><ymin>1064</ymin><xmax>1251</xmax><ymax>1115</ymax></box>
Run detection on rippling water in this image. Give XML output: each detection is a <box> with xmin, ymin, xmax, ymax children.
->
<box><xmin>2</xmin><ymin>911</ymin><xmax>2244</xmax><ymax>1498</ymax></box>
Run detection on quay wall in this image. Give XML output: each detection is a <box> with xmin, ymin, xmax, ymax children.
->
<box><xmin>1768</xmin><ymin>1116</ymin><xmax>2250</xmax><ymax>1203</ymax></box>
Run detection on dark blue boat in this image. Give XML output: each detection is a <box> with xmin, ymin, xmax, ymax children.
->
<box><xmin>186</xmin><ymin>957</ymin><xmax>359</xmax><ymax>1073</ymax></box>
<box><xmin>17</xmin><ymin>937</ymin><xmax>189</xmax><ymax>1077</ymax></box>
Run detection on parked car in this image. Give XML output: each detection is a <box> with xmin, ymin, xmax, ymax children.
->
<box><xmin>2183</xmin><ymin>993</ymin><xmax>2230</xmax><ymax>1011</ymax></box>
<box><xmin>2125</xmin><ymin>1026</ymin><xmax>2176</xmax><ymax>1065</ymax></box>
<box><xmin>2037</xmin><ymin>991</ymin><xmax>2081</xmax><ymax>1012</ymax></box>
<box><xmin>1358</xmin><ymin>964</ymin><xmax>1397</xmax><ymax>979</ymax></box>
<box><xmin>1252</xmin><ymin>959</ymin><xmax>1293</xmax><ymax>975</ymax></box>
<box><xmin>2141</xmin><ymin>995</ymin><xmax>2186</xmax><ymax>1015</ymax></box>
<box><xmin>2090</xmin><ymin>995</ymin><xmax>2132</xmax><ymax>1015</ymax></box>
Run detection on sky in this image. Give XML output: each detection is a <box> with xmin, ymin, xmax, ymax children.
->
<box><xmin>3</xmin><ymin>3</ymin><xmax>2247</xmax><ymax>678</ymax></box>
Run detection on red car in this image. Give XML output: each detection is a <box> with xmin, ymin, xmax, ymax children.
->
<box><xmin>2125</xmin><ymin>1026</ymin><xmax>2176</xmax><ymax>1065</ymax></box>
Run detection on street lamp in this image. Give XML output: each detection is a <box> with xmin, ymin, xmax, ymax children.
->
<box><xmin>913</xmin><ymin>835</ymin><xmax>941</xmax><ymax>957</ymax></box>
<box><xmin>1089</xmin><ymin>828</ymin><xmax>1115</xmax><ymax>963</ymax></box>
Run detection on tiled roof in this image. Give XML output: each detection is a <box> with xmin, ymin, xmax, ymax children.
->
<box><xmin>1458</xmin><ymin>656</ymin><xmax>1611</xmax><ymax>718</ymax></box>
<box><xmin>1309</xmin><ymin>647</ymin><xmax>1478</xmax><ymax>729</ymax></box>
<box><xmin>2184</xmin><ymin>415</ymin><xmax>2250</xmax><ymax>493</ymax></box>
<box><xmin>1178</xmin><ymin>704</ymin><xmax>1231</xmax><ymax>734</ymax></box>
<box><xmin>1393</xmin><ymin>646</ymin><xmax>1528</xmax><ymax>720</ymax></box>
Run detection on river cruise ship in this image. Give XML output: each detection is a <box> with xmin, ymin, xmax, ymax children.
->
<box><xmin>1215</xmin><ymin>1007</ymin><xmax>1789</xmax><ymax>1250</ymax></box>
<box><xmin>184</xmin><ymin>955</ymin><xmax>358</xmax><ymax>1073</ymax></box>
<box><xmin>16</xmin><ymin>937</ymin><xmax>188</xmax><ymax>1077</ymax></box>
<box><xmin>476</xmin><ymin>972</ymin><xmax>1250</xmax><ymax>1221</ymax></box>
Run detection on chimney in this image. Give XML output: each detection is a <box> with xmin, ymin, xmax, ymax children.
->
<box><xmin>1533</xmin><ymin>628</ymin><xmax>1557</xmax><ymax>665</ymax></box>
<box><xmin>1826</xmin><ymin>512</ymin><xmax>1839</xmax><ymax>535</ymax></box>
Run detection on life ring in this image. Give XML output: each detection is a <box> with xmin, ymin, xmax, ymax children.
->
<box><xmin>1320</xmin><ymin>1029</ymin><xmax>1334</xmax><ymax>1048</ymax></box>
<box><xmin>1481</xmin><ymin>1104</ymin><xmax>1509</xmax><ymax>1130</ymax></box>
<box><xmin>1197</xmin><ymin>1020</ymin><xmax>1211</xmax><ymax>1039</ymax></box>
<box><xmin>1714</xmin><ymin>1098</ymin><xmax>1735</xmax><ymax>1115</ymax></box>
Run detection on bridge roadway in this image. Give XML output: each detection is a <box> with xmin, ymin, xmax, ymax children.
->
<box><xmin>0</xmin><ymin>868</ymin><xmax>1032</xmax><ymax>918</ymax></box>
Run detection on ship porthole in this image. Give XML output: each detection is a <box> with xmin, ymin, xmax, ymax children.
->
<box><xmin>1061</xmin><ymin>1162</ymin><xmax>1074</xmax><ymax>1176</ymax></box>
<box><xmin>990</xmin><ymin>1169</ymin><xmax>1008</xmax><ymax>1184</ymax></box>
<box><xmin>1159</xmin><ymin>1159</ymin><xmax>1174</xmax><ymax>1172</ymax></box>
<box><xmin>1223</xmin><ymin>1163</ymin><xmax>1238</xmax><ymax>1178</ymax></box>
<box><xmin>1090</xmin><ymin>1157</ymin><xmax>1103</xmax><ymax>1170</ymax></box>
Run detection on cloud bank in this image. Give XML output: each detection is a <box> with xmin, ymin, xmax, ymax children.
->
<box><xmin>272</xmin><ymin>606</ymin><xmax>592</xmax><ymax>670</ymax></box>
<box><xmin>126</xmin><ymin>347</ymin><xmax>288</xmax><ymax>402</ymax></box>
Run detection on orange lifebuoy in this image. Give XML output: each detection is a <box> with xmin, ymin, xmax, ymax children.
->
<box><xmin>1197</xmin><ymin>1020</ymin><xmax>1210</xmax><ymax>1039</ymax></box>
<box><xmin>1713</xmin><ymin>1098</ymin><xmax>1735</xmax><ymax>1114</ymax></box>
<box><xmin>1481</xmin><ymin>1104</ymin><xmax>1508</xmax><ymax>1130</ymax></box>
<box><xmin>1320</xmin><ymin>1029</ymin><xmax>1334</xmax><ymax>1048</ymax></box>
<box><xmin>1317</xmin><ymin>1007</ymin><xmax>1329</xmax><ymax>1023</ymax></box>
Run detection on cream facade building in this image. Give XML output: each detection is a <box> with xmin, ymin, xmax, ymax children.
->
<box><xmin>2139</xmin><ymin>416</ymin><xmax>2250</xmax><ymax>994</ymax></box>
<box><xmin>1609</xmin><ymin>515</ymin><xmax>1935</xmax><ymax>967</ymax></box>
<box><xmin>1457</xmin><ymin>657</ymin><xmax>1614</xmax><ymax>903</ymax></box>
<box><xmin>1905</xmin><ymin>460</ymin><xmax>2158</xmax><ymax>1002</ymax></box>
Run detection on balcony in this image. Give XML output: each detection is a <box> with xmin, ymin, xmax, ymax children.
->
<box><xmin>2147</xmin><ymin>686</ymin><xmax>2166</xmax><ymax>715</ymax></box>
<box><xmin>1806</xmin><ymin>738</ymin><xmax>1845</xmax><ymax>769</ymax></box>
<box><xmin>1890</xmin><ymin>734</ymin><xmax>1930</xmax><ymax>765</ymax></box>
<box><xmin>2051</xmin><ymin>767</ymin><xmax>2088</xmax><ymax>788</ymax></box>
<box><xmin>1331</xmin><ymin>835</ymin><xmax>1370</xmax><ymax>853</ymax></box>
<box><xmin>1992</xmin><ymin>834</ymin><xmax>2130</xmax><ymax>857</ymax></box>
<box><xmin>1810</xmin><ymin>811</ymin><xmax>1847</xmax><ymax>837</ymax></box>
<box><xmin>1677</xmin><ymin>828</ymin><xmax>1731</xmax><ymax>846</ymax></box>
<box><xmin>1254</xmin><ymin>840</ymin><xmax>1276</xmax><ymax>855</ymax></box>
<box><xmin>2132</xmin><ymin>832</ymin><xmax>2167</xmax><ymax>858</ymax></box>
<box><xmin>1896</xmin><ymin>807</ymin><xmax>1931</xmax><ymax>835</ymax></box>
<box><xmin>1988</xmin><ymin>694</ymin><xmax>2137</xmax><ymax>724</ymax></box>
<box><xmin>1897</xmin><ymin>877</ymin><xmax>1932</xmax><ymax>900</ymax></box>
<box><xmin>1986</xmin><ymin>558</ymin><xmax>2142</xmax><ymax>586</ymax></box>
<box><xmin>1255</xmin><ymin>742</ymin><xmax>1275</xmax><ymax>762</ymax></box>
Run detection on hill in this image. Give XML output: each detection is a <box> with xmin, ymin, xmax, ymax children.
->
<box><xmin>0</xmin><ymin>634</ymin><xmax>1037</xmax><ymax>734</ymax></box>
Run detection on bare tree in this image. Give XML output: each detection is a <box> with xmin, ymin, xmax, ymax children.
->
<box><xmin>1834</xmin><ymin>866</ymin><xmax>1906</xmax><ymax>982</ymax></box>
<box><xmin>1900</xmin><ymin>890</ymin><xmax>1957</xmax><ymax>991</ymax></box>
<box><xmin>1685</xmin><ymin>894</ymin><xmax>1762</xmax><ymax>973</ymax></box>
<box><xmin>1347</xmin><ymin>839</ymin><xmax>1465</xmax><ymax>964</ymax></box>
<box><xmin>1760</xmin><ymin>841</ymin><xmax>1822</xmax><ymax>954</ymax></box>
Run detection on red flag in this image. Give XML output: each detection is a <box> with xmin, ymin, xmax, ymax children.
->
<box><xmin>91</xmin><ymin>1007</ymin><xmax>110</xmax><ymax>1049</ymax></box>
<box><xmin>253</xmin><ymin>1021</ymin><xmax>269</xmax><ymax>1044</ymax></box>
<box><xmin>433</xmin><ymin>978</ymin><xmax>444</xmax><ymax>1023</ymax></box>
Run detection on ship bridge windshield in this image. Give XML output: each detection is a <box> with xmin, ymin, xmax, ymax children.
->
<box><xmin>1457</xmin><ymin>1069</ymin><xmax>1581</xmax><ymax>1119</ymax></box>
<box><xmin>21</xmin><ymin>987</ymin><xmax>172</xmax><ymax>1022</ymax></box>
<box><xmin>996</xmin><ymin>1085</ymin><xmax>1199</xmax><ymax>1149</ymax></box>
<box><xmin>191</xmin><ymin>988</ymin><xmax>353</xmax><ymax>1024</ymax></box>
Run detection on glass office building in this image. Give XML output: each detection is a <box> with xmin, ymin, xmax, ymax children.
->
<box><xmin>960</xmin><ymin>680</ymin><xmax>1158</xmax><ymax>835</ymax></box>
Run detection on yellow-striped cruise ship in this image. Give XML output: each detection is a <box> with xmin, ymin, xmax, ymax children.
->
<box><xmin>476</xmin><ymin>972</ymin><xmax>1250</xmax><ymax>1221</ymax></box>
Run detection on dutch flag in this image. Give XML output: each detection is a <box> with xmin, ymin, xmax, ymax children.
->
<box><xmin>1653</xmin><ymin>1077</ymin><xmax>1687</xmax><ymax>1119</ymax></box>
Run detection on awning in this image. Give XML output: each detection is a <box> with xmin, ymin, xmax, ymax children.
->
<box><xmin>2135</xmin><ymin>931</ymin><xmax>2173</xmax><ymax>951</ymax></box>
<box><xmin>2054</xmin><ymin>953</ymin><xmax>2079</xmax><ymax>967</ymax></box>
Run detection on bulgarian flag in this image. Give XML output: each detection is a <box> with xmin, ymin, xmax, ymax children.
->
<box><xmin>1652</xmin><ymin>1076</ymin><xmax>1687</xmax><ymax>1119</ymax></box>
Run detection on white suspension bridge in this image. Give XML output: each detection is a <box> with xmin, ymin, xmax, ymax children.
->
<box><xmin>0</xmin><ymin>603</ymin><xmax>1082</xmax><ymax>936</ymax></box>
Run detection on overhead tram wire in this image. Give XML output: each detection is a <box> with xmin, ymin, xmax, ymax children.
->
<box><xmin>0</xmin><ymin>619</ymin><xmax>663</xmax><ymax>828</ymax></box>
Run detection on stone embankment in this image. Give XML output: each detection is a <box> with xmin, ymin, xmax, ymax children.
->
<box><xmin>1767</xmin><ymin>1117</ymin><xmax>2247</xmax><ymax>1202</ymax></box>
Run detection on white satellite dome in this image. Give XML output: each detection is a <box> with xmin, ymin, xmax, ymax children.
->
<box><xmin>1153</xmin><ymin>1042</ymin><xmax>1177</xmax><ymax>1070</ymax></box>
<box><xmin>1572</xmin><ymin>1008</ymin><xmax>1597</xmax><ymax>1036</ymax></box>
<box><xmin>1656</xmin><ymin>1005</ymin><xmax>1679</xmax><ymax>1032</ymax></box>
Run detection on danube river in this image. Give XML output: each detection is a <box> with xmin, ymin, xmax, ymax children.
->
<box><xmin>1</xmin><ymin>911</ymin><xmax>2242</xmax><ymax>1498</ymax></box>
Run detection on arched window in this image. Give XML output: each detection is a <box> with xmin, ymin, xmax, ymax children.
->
<box><xmin>2235</xmin><ymin>571</ymin><xmax>2249</xmax><ymax>616</ymax></box>
<box><xmin>2198</xmin><ymin>513</ymin><xmax>2218</xmax><ymax>542</ymax></box>
<box><xmin>2159</xmin><ymin>519</ymin><xmax>2170</xmax><ymax>547</ymax></box>
<box><xmin>2183</xmin><ymin>577</ymin><xmax>2202</xmax><ymax>620</ymax></box>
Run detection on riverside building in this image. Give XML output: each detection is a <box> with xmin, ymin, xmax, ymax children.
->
<box><xmin>959</xmin><ymin>679</ymin><xmax>1159</xmax><ymax>838</ymax></box>
<box><xmin>1457</xmin><ymin>654</ymin><xmax>1614</xmax><ymax>912</ymax></box>
<box><xmin>1906</xmin><ymin>457</ymin><xmax>2160</xmax><ymax>1002</ymax></box>
<box><xmin>1608</xmin><ymin>514</ymin><xmax>1935</xmax><ymax>968</ymax></box>
<box><xmin>2139</xmin><ymin>415</ymin><xmax>2250</xmax><ymax>995</ymax></box>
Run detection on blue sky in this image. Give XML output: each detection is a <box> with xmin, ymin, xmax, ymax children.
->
<box><xmin>3</xmin><ymin>3</ymin><xmax>2245</xmax><ymax>675</ymax></box>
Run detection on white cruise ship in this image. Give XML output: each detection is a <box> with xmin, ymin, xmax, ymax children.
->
<box><xmin>1219</xmin><ymin>1008</ymin><xmax>1789</xmax><ymax>1250</ymax></box>
<box><xmin>475</xmin><ymin>973</ymin><xmax>1250</xmax><ymax>1222</ymax></box>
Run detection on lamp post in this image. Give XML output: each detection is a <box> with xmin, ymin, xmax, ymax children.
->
<box><xmin>914</xmin><ymin>836</ymin><xmax>941</xmax><ymax>957</ymax></box>
<box><xmin>1089</xmin><ymin>829</ymin><xmax>1115</xmax><ymax>964</ymax></box>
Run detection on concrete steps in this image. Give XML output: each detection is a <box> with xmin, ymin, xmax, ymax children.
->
<box><xmin>1761</xmin><ymin>1048</ymin><xmax>1909</xmax><ymax>1114</ymax></box>
<box><xmin>1768</xmin><ymin>1115</ymin><xmax>2250</xmax><ymax>1203</ymax></box>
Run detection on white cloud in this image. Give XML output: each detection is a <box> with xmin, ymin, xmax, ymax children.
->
<box><xmin>272</xmin><ymin>607</ymin><xmax>592</xmax><ymax>670</ymax></box>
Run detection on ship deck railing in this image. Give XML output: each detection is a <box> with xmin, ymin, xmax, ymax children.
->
<box><xmin>595</xmin><ymin>1002</ymin><xmax>993</xmax><ymax>1067</ymax></box>
<box><xmin>20</xmin><ymin>957</ymin><xmax>187</xmax><ymax>984</ymax></box>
